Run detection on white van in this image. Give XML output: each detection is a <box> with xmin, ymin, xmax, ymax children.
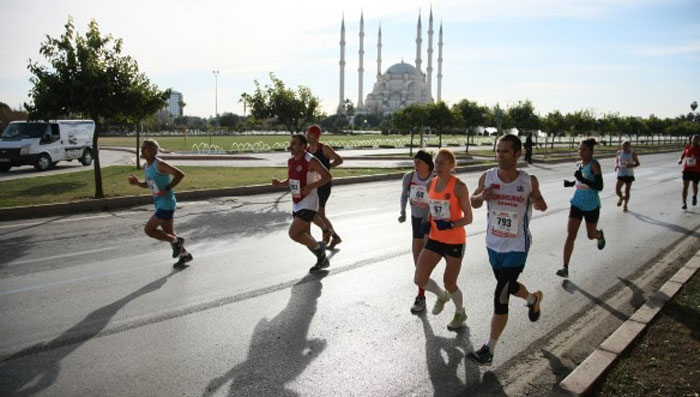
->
<box><xmin>0</xmin><ymin>120</ymin><xmax>94</xmax><ymax>172</ymax></box>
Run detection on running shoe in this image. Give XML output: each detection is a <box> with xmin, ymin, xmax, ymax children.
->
<box><xmin>597</xmin><ymin>229</ymin><xmax>606</xmax><ymax>250</ymax></box>
<box><xmin>447</xmin><ymin>311</ymin><xmax>468</xmax><ymax>330</ymax></box>
<box><xmin>556</xmin><ymin>267</ymin><xmax>569</xmax><ymax>278</ymax></box>
<box><xmin>328</xmin><ymin>235</ymin><xmax>342</xmax><ymax>250</ymax></box>
<box><xmin>682</xmin><ymin>202</ymin><xmax>688</xmax><ymax>210</ymax></box>
<box><xmin>309</xmin><ymin>256</ymin><xmax>330</xmax><ymax>272</ymax></box>
<box><xmin>693</xmin><ymin>196</ymin><xmax>698</xmax><ymax>206</ymax></box>
<box><xmin>468</xmin><ymin>345</ymin><xmax>493</xmax><ymax>365</ymax></box>
<box><xmin>173</xmin><ymin>252</ymin><xmax>193</xmax><ymax>268</ymax></box>
<box><xmin>528</xmin><ymin>291</ymin><xmax>543</xmax><ymax>322</ymax></box>
<box><xmin>171</xmin><ymin>237</ymin><xmax>184</xmax><ymax>258</ymax></box>
<box><xmin>410</xmin><ymin>296</ymin><xmax>426</xmax><ymax>313</ymax></box>
<box><xmin>432</xmin><ymin>291</ymin><xmax>452</xmax><ymax>315</ymax></box>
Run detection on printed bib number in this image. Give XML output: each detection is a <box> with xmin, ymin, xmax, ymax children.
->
<box><xmin>429</xmin><ymin>199</ymin><xmax>451</xmax><ymax>220</ymax></box>
<box><xmin>687</xmin><ymin>157</ymin><xmax>697</xmax><ymax>167</ymax></box>
<box><xmin>489</xmin><ymin>210</ymin><xmax>519</xmax><ymax>237</ymax></box>
<box><xmin>146</xmin><ymin>180</ymin><xmax>160</xmax><ymax>196</ymax></box>
<box><xmin>409</xmin><ymin>185</ymin><xmax>428</xmax><ymax>207</ymax></box>
<box><xmin>290</xmin><ymin>179</ymin><xmax>302</xmax><ymax>198</ymax></box>
<box><xmin>619</xmin><ymin>159</ymin><xmax>628</xmax><ymax>168</ymax></box>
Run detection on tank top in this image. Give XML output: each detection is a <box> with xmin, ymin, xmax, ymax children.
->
<box><xmin>288</xmin><ymin>152</ymin><xmax>319</xmax><ymax>212</ymax></box>
<box><xmin>144</xmin><ymin>159</ymin><xmax>176</xmax><ymax>210</ymax></box>
<box><xmin>308</xmin><ymin>143</ymin><xmax>332</xmax><ymax>186</ymax></box>
<box><xmin>683</xmin><ymin>145</ymin><xmax>700</xmax><ymax>172</ymax></box>
<box><xmin>570</xmin><ymin>159</ymin><xmax>601</xmax><ymax>211</ymax></box>
<box><xmin>428</xmin><ymin>175</ymin><xmax>466</xmax><ymax>244</ymax></box>
<box><xmin>617</xmin><ymin>151</ymin><xmax>634</xmax><ymax>177</ymax></box>
<box><xmin>484</xmin><ymin>168</ymin><xmax>532</xmax><ymax>253</ymax></box>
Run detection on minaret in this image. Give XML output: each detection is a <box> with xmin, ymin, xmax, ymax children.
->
<box><xmin>415</xmin><ymin>11</ymin><xmax>422</xmax><ymax>75</ymax></box>
<box><xmin>338</xmin><ymin>15</ymin><xmax>346</xmax><ymax>114</ymax></box>
<box><xmin>358</xmin><ymin>12</ymin><xmax>365</xmax><ymax>109</ymax></box>
<box><xmin>427</xmin><ymin>7</ymin><xmax>434</xmax><ymax>102</ymax></box>
<box><xmin>437</xmin><ymin>22</ymin><xmax>443</xmax><ymax>102</ymax></box>
<box><xmin>376</xmin><ymin>24</ymin><xmax>382</xmax><ymax>81</ymax></box>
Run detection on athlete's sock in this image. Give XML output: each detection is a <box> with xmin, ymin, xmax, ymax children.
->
<box><xmin>486</xmin><ymin>338</ymin><xmax>498</xmax><ymax>353</ymax></box>
<box><xmin>451</xmin><ymin>288</ymin><xmax>464</xmax><ymax>311</ymax></box>
<box><xmin>418</xmin><ymin>287</ymin><xmax>426</xmax><ymax>298</ymax></box>
<box><xmin>526</xmin><ymin>293</ymin><xmax>536</xmax><ymax>305</ymax></box>
<box><xmin>422</xmin><ymin>278</ymin><xmax>444</xmax><ymax>297</ymax></box>
<box><xmin>310</xmin><ymin>242</ymin><xmax>321</xmax><ymax>254</ymax></box>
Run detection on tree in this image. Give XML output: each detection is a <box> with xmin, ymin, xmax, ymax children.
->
<box><xmin>0</xmin><ymin>102</ymin><xmax>28</xmax><ymax>132</ymax></box>
<box><xmin>427</xmin><ymin>101</ymin><xmax>454</xmax><ymax>148</ymax></box>
<box><xmin>219</xmin><ymin>112</ymin><xmax>240</xmax><ymax>131</ymax></box>
<box><xmin>508</xmin><ymin>100</ymin><xmax>540</xmax><ymax>136</ymax></box>
<box><xmin>26</xmin><ymin>17</ymin><xmax>169</xmax><ymax>197</ymax></box>
<box><xmin>453</xmin><ymin>99</ymin><xmax>487</xmax><ymax>152</ymax></box>
<box><xmin>396</xmin><ymin>104</ymin><xmax>430</xmax><ymax>155</ymax></box>
<box><xmin>245</xmin><ymin>73</ymin><xmax>322</xmax><ymax>134</ymax></box>
<box><xmin>542</xmin><ymin>110</ymin><xmax>567</xmax><ymax>149</ymax></box>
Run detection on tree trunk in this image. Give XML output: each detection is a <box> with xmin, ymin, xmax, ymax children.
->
<box><xmin>409</xmin><ymin>129</ymin><xmax>415</xmax><ymax>156</ymax></box>
<box><xmin>92</xmin><ymin>120</ymin><xmax>105</xmax><ymax>199</ymax></box>
<box><xmin>135</xmin><ymin>121</ymin><xmax>141</xmax><ymax>170</ymax></box>
<box><xmin>439</xmin><ymin>128</ymin><xmax>442</xmax><ymax>148</ymax></box>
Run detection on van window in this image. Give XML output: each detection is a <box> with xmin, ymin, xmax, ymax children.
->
<box><xmin>1</xmin><ymin>123</ymin><xmax>49</xmax><ymax>139</ymax></box>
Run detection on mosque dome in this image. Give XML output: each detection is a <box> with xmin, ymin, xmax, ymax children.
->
<box><xmin>385</xmin><ymin>62</ymin><xmax>418</xmax><ymax>75</ymax></box>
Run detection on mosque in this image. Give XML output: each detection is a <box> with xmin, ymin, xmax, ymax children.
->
<box><xmin>337</xmin><ymin>9</ymin><xmax>444</xmax><ymax>116</ymax></box>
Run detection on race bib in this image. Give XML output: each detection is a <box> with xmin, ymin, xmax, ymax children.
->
<box><xmin>409</xmin><ymin>185</ymin><xmax>429</xmax><ymax>207</ymax></box>
<box><xmin>489</xmin><ymin>210</ymin><xmax>519</xmax><ymax>237</ymax></box>
<box><xmin>146</xmin><ymin>180</ymin><xmax>160</xmax><ymax>196</ymax></box>
<box><xmin>429</xmin><ymin>199</ymin><xmax>451</xmax><ymax>220</ymax></box>
<box><xmin>290</xmin><ymin>179</ymin><xmax>302</xmax><ymax>198</ymax></box>
<box><xmin>619</xmin><ymin>159</ymin><xmax>628</xmax><ymax>168</ymax></box>
<box><xmin>687</xmin><ymin>157</ymin><xmax>697</xmax><ymax>167</ymax></box>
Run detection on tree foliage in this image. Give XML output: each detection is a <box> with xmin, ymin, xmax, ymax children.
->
<box><xmin>26</xmin><ymin>17</ymin><xmax>169</xmax><ymax>198</ymax></box>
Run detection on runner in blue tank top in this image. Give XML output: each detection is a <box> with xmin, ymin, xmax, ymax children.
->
<box><xmin>127</xmin><ymin>139</ymin><xmax>192</xmax><ymax>267</ymax></box>
<box><xmin>557</xmin><ymin>138</ymin><xmax>605</xmax><ymax>278</ymax></box>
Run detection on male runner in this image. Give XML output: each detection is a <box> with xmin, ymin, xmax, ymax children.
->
<box><xmin>127</xmin><ymin>139</ymin><xmax>193</xmax><ymax>267</ymax></box>
<box><xmin>679</xmin><ymin>134</ymin><xmax>700</xmax><ymax>210</ymax></box>
<box><xmin>468</xmin><ymin>135</ymin><xmax>547</xmax><ymax>364</ymax></box>
<box><xmin>272</xmin><ymin>134</ymin><xmax>333</xmax><ymax>272</ymax></box>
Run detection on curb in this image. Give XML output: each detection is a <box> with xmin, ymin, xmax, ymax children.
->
<box><xmin>556</xmin><ymin>248</ymin><xmax>700</xmax><ymax>396</ymax></box>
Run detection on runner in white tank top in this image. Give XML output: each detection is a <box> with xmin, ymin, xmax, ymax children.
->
<box><xmin>484</xmin><ymin>167</ymin><xmax>533</xmax><ymax>253</ymax></box>
<box><xmin>614</xmin><ymin>141</ymin><xmax>640</xmax><ymax>212</ymax></box>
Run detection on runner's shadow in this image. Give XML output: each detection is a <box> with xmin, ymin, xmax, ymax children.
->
<box><xmin>0</xmin><ymin>270</ymin><xmax>180</xmax><ymax>396</ymax></box>
<box><xmin>202</xmin><ymin>273</ymin><xmax>328</xmax><ymax>397</ymax></box>
<box><xmin>627</xmin><ymin>211</ymin><xmax>700</xmax><ymax>238</ymax></box>
<box><xmin>561</xmin><ymin>280</ymin><xmax>628</xmax><ymax>321</ymax></box>
<box><xmin>0</xmin><ymin>235</ymin><xmax>34</xmax><ymax>273</ymax></box>
<box><xmin>541</xmin><ymin>349</ymin><xmax>572</xmax><ymax>383</ymax></box>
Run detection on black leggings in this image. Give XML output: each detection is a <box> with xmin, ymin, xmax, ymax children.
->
<box><xmin>492</xmin><ymin>266</ymin><xmax>524</xmax><ymax>314</ymax></box>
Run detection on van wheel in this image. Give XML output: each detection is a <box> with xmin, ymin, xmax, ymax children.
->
<box><xmin>0</xmin><ymin>166</ymin><xmax>10</xmax><ymax>172</ymax></box>
<box><xmin>80</xmin><ymin>149</ymin><xmax>93</xmax><ymax>166</ymax></box>
<box><xmin>35</xmin><ymin>154</ymin><xmax>52</xmax><ymax>171</ymax></box>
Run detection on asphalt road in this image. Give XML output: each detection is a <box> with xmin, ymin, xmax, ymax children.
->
<box><xmin>0</xmin><ymin>152</ymin><xmax>698</xmax><ymax>396</ymax></box>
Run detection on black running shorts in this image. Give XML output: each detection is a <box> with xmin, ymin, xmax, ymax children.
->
<box><xmin>569</xmin><ymin>205</ymin><xmax>600</xmax><ymax>224</ymax></box>
<box><xmin>292</xmin><ymin>209</ymin><xmax>316</xmax><ymax>222</ymax></box>
<box><xmin>424</xmin><ymin>239</ymin><xmax>465</xmax><ymax>259</ymax></box>
<box><xmin>682</xmin><ymin>171</ymin><xmax>700</xmax><ymax>183</ymax></box>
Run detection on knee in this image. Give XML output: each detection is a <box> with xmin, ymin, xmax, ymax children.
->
<box><xmin>443</xmin><ymin>280</ymin><xmax>458</xmax><ymax>293</ymax></box>
<box><xmin>288</xmin><ymin>229</ymin><xmax>300</xmax><ymax>242</ymax></box>
<box><xmin>144</xmin><ymin>225</ymin><xmax>156</xmax><ymax>237</ymax></box>
<box><xmin>565</xmin><ymin>232</ymin><xmax>577</xmax><ymax>243</ymax></box>
<box><xmin>414</xmin><ymin>275</ymin><xmax>427</xmax><ymax>288</ymax></box>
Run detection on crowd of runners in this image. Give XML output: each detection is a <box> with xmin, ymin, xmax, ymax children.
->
<box><xmin>128</xmin><ymin>129</ymin><xmax>700</xmax><ymax>365</ymax></box>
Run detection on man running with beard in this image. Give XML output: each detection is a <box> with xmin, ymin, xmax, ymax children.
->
<box><xmin>468</xmin><ymin>135</ymin><xmax>547</xmax><ymax>365</ymax></box>
<box><xmin>306</xmin><ymin>125</ymin><xmax>344</xmax><ymax>249</ymax></box>
<box><xmin>272</xmin><ymin>134</ymin><xmax>333</xmax><ymax>272</ymax></box>
<box><xmin>127</xmin><ymin>139</ymin><xmax>193</xmax><ymax>267</ymax></box>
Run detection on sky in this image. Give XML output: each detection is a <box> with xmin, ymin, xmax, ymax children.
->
<box><xmin>1</xmin><ymin>0</ymin><xmax>699</xmax><ymax>120</ymax></box>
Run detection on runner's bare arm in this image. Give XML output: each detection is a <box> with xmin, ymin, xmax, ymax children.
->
<box><xmin>530</xmin><ymin>175</ymin><xmax>548</xmax><ymax>211</ymax></box>
<box><xmin>323</xmin><ymin>145</ymin><xmax>344</xmax><ymax>168</ymax></box>
<box><xmin>453</xmin><ymin>180</ymin><xmax>473</xmax><ymax>227</ymax></box>
<box><xmin>127</xmin><ymin>174</ymin><xmax>147</xmax><ymax>188</ymax></box>
<box><xmin>470</xmin><ymin>172</ymin><xmax>487</xmax><ymax>209</ymax></box>
<box><xmin>156</xmin><ymin>159</ymin><xmax>185</xmax><ymax>191</ymax></box>
<box><xmin>631</xmin><ymin>152</ymin><xmax>640</xmax><ymax>168</ymax></box>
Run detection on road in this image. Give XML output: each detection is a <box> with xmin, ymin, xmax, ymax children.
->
<box><xmin>0</xmin><ymin>152</ymin><xmax>698</xmax><ymax>396</ymax></box>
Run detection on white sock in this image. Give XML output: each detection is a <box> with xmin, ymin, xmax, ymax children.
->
<box><xmin>486</xmin><ymin>338</ymin><xmax>498</xmax><ymax>352</ymax></box>
<box><xmin>526</xmin><ymin>293</ymin><xmax>536</xmax><ymax>305</ymax></box>
<box><xmin>451</xmin><ymin>288</ymin><xmax>464</xmax><ymax>311</ymax></box>
<box><xmin>422</xmin><ymin>278</ymin><xmax>444</xmax><ymax>297</ymax></box>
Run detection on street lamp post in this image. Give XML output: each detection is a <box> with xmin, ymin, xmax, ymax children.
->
<box><xmin>212</xmin><ymin>70</ymin><xmax>220</xmax><ymax>145</ymax></box>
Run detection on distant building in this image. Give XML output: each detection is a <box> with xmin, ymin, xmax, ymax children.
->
<box><xmin>167</xmin><ymin>91</ymin><xmax>183</xmax><ymax>117</ymax></box>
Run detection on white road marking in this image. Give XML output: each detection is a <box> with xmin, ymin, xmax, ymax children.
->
<box><xmin>3</xmin><ymin>246</ymin><xmax>118</xmax><ymax>266</ymax></box>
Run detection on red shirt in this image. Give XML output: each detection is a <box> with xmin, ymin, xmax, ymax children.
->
<box><xmin>288</xmin><ymin>153</ymin><xmax>312</xmax><ymax>203</ymax></box>
<box><xmin>683</xmin><ymin>145</ymin><xmax>700</xmax><ymax>172</ymax></box>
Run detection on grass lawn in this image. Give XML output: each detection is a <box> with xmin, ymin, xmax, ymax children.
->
<box><xmin>591</xmin><ymin>269</ymin><xmax>700</xmax><ymax>396</ymax></box>
<box><xmin>0</xmin><ymin>166</ymin><xmax>408</xmax><ymax>208</ymax></box>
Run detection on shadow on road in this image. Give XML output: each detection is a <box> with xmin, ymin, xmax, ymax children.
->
<box><xmin>617</xmin><ymin>277</ymin><xmax>646</xmax><ymax>309</ymax></box>
<box><xmin>561</xmin><ymin>280</ymin><xmax>629</xmax><ymax>322</ymax></box>
<box><xmin>541</xmin><ymin>348</ymin><xmax>572</xmax><ymax>384</ymax></box>
<box><xmin>0</xmin><ymin>269</ymin><xmax>181</xmax><ymax>396</ymax></box>
<box><xmin>203</xmin><ymin>272</ymin><xmax>328</xmax><ymax>397</ymax></box>
<box><xmin>628</xmin><ymin>211</ymin><xmax>700</xmax><ymax>238</ymax></box>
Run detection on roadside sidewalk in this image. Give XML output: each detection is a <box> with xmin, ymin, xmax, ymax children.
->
<box><xmin>554</xmin><ymin>248</ymin><xmax>700</xmax><ymax>396</ymax></box>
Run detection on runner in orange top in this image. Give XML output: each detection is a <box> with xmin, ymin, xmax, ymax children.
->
<box><xmin>414</xmin><ymin>148</ymin><xmax>473</xmax><ymax>330</ymax></box>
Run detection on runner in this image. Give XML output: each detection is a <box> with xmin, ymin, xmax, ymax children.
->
<box><xmin>557</xmin><ymin>138</ymin><xmax>605</xmax><ymax>278</ymax></box>
<box><xmin>399</xmin><ymin>150</ymin><xmax>435</xmax><ymax>313</ymax></box>
<box><xmin>413</xmin><ymin>148</ymin><xmax>473</xmax><ymax>330</ymax></box>
<box><xmin>272</xmin><ymin>133</ymin><xmax>333</xmax><ymax>272</ymax></box>
<box><xmin>678</xmin><ymin>134</ymin><xmax>700</xmax><ymax>210</ymax></box>
<box><xmin>127</xmin><ymin>139</ymin><xmax>193</xmax><ymax>267</ymax></box>
<box><xmin>467</xmin><ymin>135</ymin><xmax>548</xmax><ymax>365</ymax></box>
<box><xmin>614</xmin><ymin>141</ymin><xmax>640</xmax><ymax>212</ymax></box>
<box><xmin>306</xmin><ymin>125</ymin><xmax>344</xmax><ymax>249</ymax></box>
